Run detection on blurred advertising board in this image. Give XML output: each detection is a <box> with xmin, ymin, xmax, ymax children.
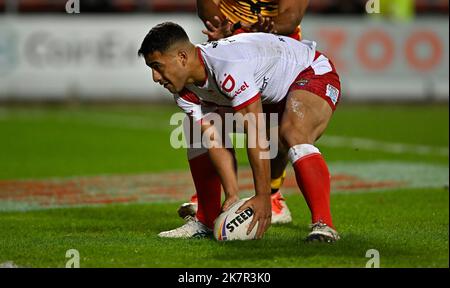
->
<box><xmin>0</xmin><ymin>15</ymin><xmax>448</xmax><ymax>101</ymax></box>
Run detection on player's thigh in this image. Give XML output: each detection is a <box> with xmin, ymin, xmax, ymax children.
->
<box><xmin>279</xmin><ymin>89</ymin><xmax>333</xmax><ymax>147</ymax></box>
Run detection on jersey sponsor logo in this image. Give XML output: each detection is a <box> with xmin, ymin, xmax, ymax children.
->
<box><xmin>220</xmin><ymin>74</ymin><xmax>251</xmax><ymax>98</ymax></box>
<box><xmin>221</xmin><ymin>74</ymin><xmax>236</xmax><ymax>93</ymax></box>
<box><xmin>326</xmin><ymin>84</ymin><xmax>340</xmax><ymax>104</ymax></box>
<box><xmin>233</xmin><ymin>81</ymin><xmax>250</xmax><ymax>98</ymax></box>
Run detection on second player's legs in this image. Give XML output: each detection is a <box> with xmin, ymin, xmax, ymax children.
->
<box><xmin>264</xmin><ymin>115</ymin><xmax>292</xmax><ymax>224</ymax></box>
<box><xmin>270</xmin><ymin>138</ymin><xmax>289</xmax><ymax>182</ymax></box>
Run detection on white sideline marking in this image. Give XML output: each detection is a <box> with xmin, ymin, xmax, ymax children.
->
<box><xmin>328</xmin><ymin>161</ymin><xmax>449</xmax><ymax>190</ymax></box>
<box><xmin>0</xmin><ymin>261</ymin><xmax>19</xmax><ymax>268</ymax></box>
<box><xmin>234</xmin><ymin>133</ymin><xmax>448</xmax><ymax>157</ymax></box>
<box><xmin>318</xmin><ymin>135</ymin><xmax>448</xmax><ymax>157</ymax></box>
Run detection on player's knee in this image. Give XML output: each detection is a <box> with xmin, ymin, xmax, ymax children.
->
<box><xmin>279</xmin><ymin>122</ymin><xmax>313</xmax><ymax>148</ymax></box>
<box><xmin>280</xmin><ymin>132</ymin><xmax>313</xmax><ymax>148</ymax></box>
<box><xmin>284</xmin><ymin>136</ymin><xmax>314</xmax><ymax>149</ymax></box>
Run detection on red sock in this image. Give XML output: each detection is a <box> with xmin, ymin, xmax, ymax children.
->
<box><xmin>188</xmin><ymin>152</ymin><xmax>222</xmax><ymax>229</ymax></box>
<box><xmin>292</xmin><ymin>153</ymin><xmax>334</xmax><ymax>228</ymax></box>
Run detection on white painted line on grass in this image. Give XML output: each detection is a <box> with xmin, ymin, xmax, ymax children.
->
<box><xmin>319</xmin><ymin>135</ymin><xmax>448</xmax><ymax>156</ymax></box>
<box><xmin>0</xmin><ymin>261</ymin><xmax>19</xmax><ymax>268</ymax></box>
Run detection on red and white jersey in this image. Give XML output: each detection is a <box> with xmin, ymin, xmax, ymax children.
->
<box><xmin>175</xmin><ymin>33</ymin><xmax>317</xmax><ymax>121</ymax></box>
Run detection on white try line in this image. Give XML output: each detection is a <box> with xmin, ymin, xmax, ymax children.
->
<box><xmin>318</xmin><ymin>135</ymin><xmax>449</xmax><ymax>157</ymax></box>
<box><xmin>232</xmin><ymin>133</ymin><xmax>448</xmax><ymax>157</ymax></box>
<box><xmin>0</xmin><ymin>261</ymin><xmax>19</xmax><ymax>268</ymax></box>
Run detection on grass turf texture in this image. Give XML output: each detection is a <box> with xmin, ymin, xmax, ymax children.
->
<box><xmin>0</xmin><ymin>188</ymin><xmax>447</xmax><ymax>268</ymax></box>
<box><xmin>0</xmin><ymin>104</ymin><xmax>447</xmax><ymax>179</ymax></box>
<box><xmin>0</xmin><ymin>103</ymin><xmax>448</xmax><ymax>267</ymax></box>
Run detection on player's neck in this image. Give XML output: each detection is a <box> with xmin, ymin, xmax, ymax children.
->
<box><xmin>190</xmin><ymin>47</ymin><xmax>208</xmax><ymax>87</ymax></box>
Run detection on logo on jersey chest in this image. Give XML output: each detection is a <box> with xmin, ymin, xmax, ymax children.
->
<box><xmin>220</xmin><ymin>74</ymin><xmax>236</xmax><ymax>93</ymax></box>
<box><xmin>220</xmin><ymin>74</ymin><xmax>250</xmax><ymax>98</ymax></box>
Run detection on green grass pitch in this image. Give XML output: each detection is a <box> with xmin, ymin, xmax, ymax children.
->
<box><xmin>0</xmin><ymin>103</ymin><xmax>448</xmax><ymax>267</ymax></box>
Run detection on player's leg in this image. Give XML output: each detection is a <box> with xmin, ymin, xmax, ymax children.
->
<box><xmin>264</xmin><ymin>104</ymin><xmax>292</xmax><ymax>224</ymax></box>
<box><xmin>280</xmin><ymin>89</ymin><xmax>339</xmax><ymax>242</ymax></box>
<box><xmin>159</xmin><ymin>116</ymin><xmax>223</xmax><ymax>238</ymax></box>
<box><xmin>187</xmin><ymin>148</ymin><xmax>223</xmax><ymax>228</ymax></box>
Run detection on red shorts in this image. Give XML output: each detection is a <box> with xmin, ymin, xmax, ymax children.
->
<box><xmin>288</xmin><ymin>51</ymin><xmax>341</xmax><ymax>111</ymax></box>
<box><xmin>262</xmin><ymin>51</ymin><xmax>341</xmax><ymax>119</ymax></box>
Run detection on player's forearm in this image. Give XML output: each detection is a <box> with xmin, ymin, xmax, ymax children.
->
<box><xmin>273</xmin><ymin>0</ymin><xmax>308</xmax><ymax>35</ymax></box>
<box><xmin>208</xmin><ymin>146</ymin><xmax>239</xmax><ymax>197</ymax></box>
<box><xmin>200</xmin><ymin>114</ymin><xmax>238</xmax><ymax>197</ymax></box>
<box><xmin>197</xmin><ymin>0</ymin><xmax>225</xmax><ymax>25</ymax></box>
<box><xmin>272</xmin><ymin>13</ymin><xmax>302</xmax><ymax>35</ymax></box>
<box><xmin>240</xmin><ymin>102</ymin><xmax>271</xmax><ymax>197</ymax></box>
<box><xmin>247</xmin><ymin>146</ymin><xmax>271</xmax><ymax>197</ymax></box>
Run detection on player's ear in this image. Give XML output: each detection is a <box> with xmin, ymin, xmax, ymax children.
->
<box><xmin>178</xmin><ymin>50</ymin><xmax>188</xmax><ymax>67</ymax></box>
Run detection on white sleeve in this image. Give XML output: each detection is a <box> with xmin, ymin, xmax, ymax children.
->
<box><xmin>214</xmin><ymin>62</ymin><xmax>261</xmax><ymax>111</ymax></box>
<box><xmin>174</xmin><ymin>89</ymin><xmax>217</xmax><ymax>122</ymax></box>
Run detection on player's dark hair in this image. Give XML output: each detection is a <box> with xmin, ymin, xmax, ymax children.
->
<box><xmin>138</xmin><ymin>22</ymin><xmax>190</xmax><ymax>57</ymax></box>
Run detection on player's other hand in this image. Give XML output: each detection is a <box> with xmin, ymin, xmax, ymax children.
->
<box><xmin>222</xmin><ymin>194</ymin><xmax>240</xmax><ymax>212</ymax></box>
<box><xmin>236</xmin><ymin>194</ymin><xmax>271</xmax><ymax>239</ymax></box>
<box><xmin>241</xmin><ymin>14</ymin><xmax>276</xmax><ymax>34</ymax></box>
<box><xmin>202</xmin><ymin>16</ymin><xmax>233</xmax><ymax>41</ymax></box>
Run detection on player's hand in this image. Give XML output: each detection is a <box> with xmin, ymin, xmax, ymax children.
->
<box><xmin>221</xmin><ymin>194</ymin><xmax>240</xmax><ymax>212</ymax></box>
<box><xmin>202</xmin><ymin>16</ymin><xmax>233</xmax><ymax>41</ymax></box>
<box><xmin>241</xmin><ymin>14</ymin><xmax>276</xmax><ymax>34</ymax></box>
<box><xmin>236</xmin><ymin>194</ymin><xmax>271</xmax><ymax>239</ymax></box>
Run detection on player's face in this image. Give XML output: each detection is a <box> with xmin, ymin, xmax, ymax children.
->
<box><xmin>145</xmin><ymin>50</ymin><xmax>188</xmax><ymax>94</ymax></box>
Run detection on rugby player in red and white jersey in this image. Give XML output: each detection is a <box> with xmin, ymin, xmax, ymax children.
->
<box><xmin>177</xmin><ymin>0</ymin><xmax>310</xmax><ymax>228</ymax></box>
<box><xmin>138</xmin><ymin>22</ymin><xmax>341</xmax><ymax>242</ymax></box>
